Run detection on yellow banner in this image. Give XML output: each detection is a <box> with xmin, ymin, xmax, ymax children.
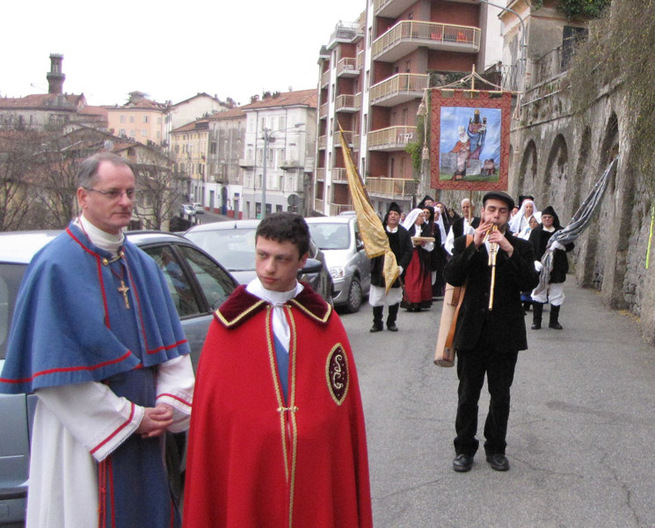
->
<box><xmin>338</xmin><ymin>125</ymin><xmax>399</xmax><ymax>292</ymax></box>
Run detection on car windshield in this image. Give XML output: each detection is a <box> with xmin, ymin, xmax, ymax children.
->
<box><xmin>186</xmin><ymin>228</ymin><xmax>257</xmax><ymax>271</ymax></box>
<box><xmin>308</xmin><ymin>223</ymin><xmax>351</xmax><ymax>250</ymax></box>
<box><xmin>0</xmin><ymin>263</ymin><xmax>27</xmax><ymax>359</ymax></box>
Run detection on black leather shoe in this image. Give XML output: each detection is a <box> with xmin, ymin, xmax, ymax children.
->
<box><xmin>387</xmin><ymin>323</ymin><xmax>398</xmax><ymax>332</ymax></box>
<box><xmin>531</xmin><ymin>322</ymin><xmax>541</xmax><ymax>330</ymax></box>
<box><xmin>486</xmin><ymin>454</ymin><xmax>509</xmax><ymax>471</ymax></box>
<box><xmin>549</xmin><ymin>322</ymin><xmax>563</xmax><ymax>330</ymax></box>
<box><xmin>370</xmin><ymin>324</ymin><xmax>383</xmax><ymax>333</ymax></box>
<box><xmin>452</xmin><ymin>454</ymin><xmax>473</xmax><ymax>472</ymax></box>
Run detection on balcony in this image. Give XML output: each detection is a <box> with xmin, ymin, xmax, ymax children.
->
<box><xmin>374</xmin><ymin>0</ymin><xmax>478</xmax><ymax>18</ymax></box>
<box><xmin>239</xmin><ymin>158</ymin><xmax>254</xmax><ymax>169</ymax></box>
<box><xmin>368</xmin><ymin>126</ymin><xmax>417</xmax><ymax>151</ymax></box>
<box><xmin>319</xmin><ymin>102</ymin><xmax>328</xmax><ymax>119</ymax></box>
<box><xmin>334</xmin><ymin>130</ymin><xmax>356</xmax><ymax>147</ymax></box>
<box><xmin>337</xmin><ymin>57</ymin><xmax>359</xmax><ymax>78</ymax></box>
<box><xmin>321</xmin><ymin>69</ymin><xmax>330</xmax><ymax>88</ymax></box>
<box><xmin>369</xmin><ymin>73</ymin><xmax>428</xmax><ymax>107</ymax></box>
<box><xmin>318</xmin><ymin>135</ymin><xmax>327</xmax><ymax>149</ymax></box>
<box><xmin>372</xmin><ymin>20</ymin><xmax>480</xmax><ymax>63</ymax></box>
<box><xmin>366</xmin><ymin>177</ymin><xmax>418</xmax><ymax>199</ymax></box>
<box><xmin>357</xmin><ymin>50</ymin><xmax>365</xmax><ymax>71</ymax></box>
<box><xmin>316</xmin><ymin>168</ymin><xmax>326</xmax><ymax>182</ymax></box>
<box><xmin>335</xmin><ymin>93</ymin><xmax>360</xmax><ymax>113</ymax></box>
<box><xmin>331</xmin><ymin>168</ymin><xmax>350</xmax><ymax>184</ymax></box>
<box><xmin>330</xmin><ymin>202</ymin><xmax>354</xmax><ymax>215</ymax></box>
<box><xmin>279</xmin><ymin>159</ymin><xmax>302</xmax><ymax>170</ymax></box>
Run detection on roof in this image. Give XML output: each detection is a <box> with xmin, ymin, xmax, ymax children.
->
<box><xmin>241</xmin><ymin>89</ymin><xmax>317</xmax><ymax>110</ymax></box>
<box><xmin>172</xmin><ymin>92</ymin><xmax>223</xmax><ymax>107</ymax></box>
<box><xmin>171</xmin><ymin>119</ymin><xmax>210</xmax><ymax>134</ymax></box>
<box><xmin>207</xmin><ymin>108</ymin><xmax>246</xmax><ymax>121</ymax></box>
<box><xmin>0</xmin><ymin>93</ymin><xmax>86</xmax><ymax>112</ymax></box>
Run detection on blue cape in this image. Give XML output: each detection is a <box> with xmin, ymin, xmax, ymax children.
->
<box><xmin>0</xmin><ymin>223</ymin><xmax>190</xmax><ymax>394</ymax></box>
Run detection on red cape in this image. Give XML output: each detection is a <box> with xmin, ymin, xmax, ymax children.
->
<box><xmin>183</xmin><ymin>285</ymin><xmax>373</xmax><ymax>528</ymax></box>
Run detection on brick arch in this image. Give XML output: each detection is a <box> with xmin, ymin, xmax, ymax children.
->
<box><xmin>543</xmin><ymin>134</ymin><xmax>569</xmax><ymax>212</ymax></box>
<box><xmin>518</xmin><ymin>140</ymin><xmax>538</xmax><ymax>197</ymax></box>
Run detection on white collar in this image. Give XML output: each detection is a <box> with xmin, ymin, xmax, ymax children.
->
<box><xmin>75</xmin><ymin>215</ymin><xmax>125</xmax><ymax>255</ymax></box>
<box><xmin>246</xmin><ymin>278</ymin><xmax>303</xmax><ymax>306</ymax></box>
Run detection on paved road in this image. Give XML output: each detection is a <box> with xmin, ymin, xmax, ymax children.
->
<box><xmin>340</xmin><ymin>284</ymin><xmax>655</xmax><ymax>527</ymax></box>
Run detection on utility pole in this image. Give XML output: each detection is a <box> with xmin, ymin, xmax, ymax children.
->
<box><xmin>261</xmin><ymin>128</ymin><xmax>275</xmax><ymax>218</ymax></box>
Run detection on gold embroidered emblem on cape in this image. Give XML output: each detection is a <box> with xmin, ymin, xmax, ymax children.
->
<box><xmin>326</xmin><ymin>344</ymin><xmax>349</xmax><ymax>405</ymax></box>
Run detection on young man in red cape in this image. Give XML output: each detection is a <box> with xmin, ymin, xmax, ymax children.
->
<box><xmin>183</xmin><ymin>212</ymin><xmax>373</xmax><ymax>528</ymax></box>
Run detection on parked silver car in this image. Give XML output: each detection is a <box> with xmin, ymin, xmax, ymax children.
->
<box><xmin>305</xmin><ymin>215</ymin><xmax>371</xmax><ymax>313</ymax></box>
<box><xmin>185</xmin><ymin>219</ymin><xmax>334</xmax><ymax>303</ymax></box>
<box><xmin>0</xmin><ymin>230</ymin><xmax>238</xmax><ymax>526</ymax></box>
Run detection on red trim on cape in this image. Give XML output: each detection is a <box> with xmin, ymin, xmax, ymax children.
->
<box><xmin>0</xmin><ymin>351</ymin><xmax>134</xmax><ymax>384</ymax></box>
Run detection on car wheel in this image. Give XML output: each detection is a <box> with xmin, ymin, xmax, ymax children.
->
<box><xmin>345</xmin><ymin>276</ymin><xmax>363</xmax><ymax>313</ymax></box>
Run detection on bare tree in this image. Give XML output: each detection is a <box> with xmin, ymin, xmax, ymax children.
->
<box><xmin>132</xmin><ymin>147</ymin><xmax>190</xmax><ymax>230</ymax></box>
<box><xmin>0</xmin><ymin>127</ymin><xmax>49</xmax><ymax>231</ymax></box>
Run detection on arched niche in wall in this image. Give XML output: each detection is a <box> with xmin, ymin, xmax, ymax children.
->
<box><xmin>518</xmin><ymin>140</ymin><xmax>538</xmax><ymax>198</ymax></box>
<box><xmin>585</xmin><ymin>113</ymin><xmax>620</xmax><ymax>292</ymax></box>
<box><xmin>571</xmin><ymin>127</ymin><xmax>592</xmax><ymax>218</ymax></box>
<box><xmin>543</xmin><ymin>134</ymin><xmax>569</xmax><ymax>213</ymax></box>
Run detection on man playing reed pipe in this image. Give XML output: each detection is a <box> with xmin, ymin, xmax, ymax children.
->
<box><xmin>444</xmin><ymin>191</ymin><xmax>540</xmax><ymax>473</ymax></box>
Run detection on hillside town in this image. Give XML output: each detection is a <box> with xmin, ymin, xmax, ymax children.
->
<box><xmin>6</xmin><ymin>1</ymin><xmax>655</xmax><ymax>527</ymax></box>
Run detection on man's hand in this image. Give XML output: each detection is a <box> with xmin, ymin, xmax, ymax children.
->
<box><xmin>136</xmin><ymin>403</ymin><xmax>174</xmax><ymax>438</ymax></box>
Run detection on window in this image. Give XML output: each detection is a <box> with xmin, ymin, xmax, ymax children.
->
<box><xmin>143</xmin><ymin>115</ymin><xmax>149</xmax><ymax>123</ymax></box>
<box><xmin>130</xmin><ymin>116</ymin><xmax>135</xmax><ymax>123</ymax></box>
<box><xmin>141</xmin><ymin>129</ymin><xmax>147</xmax><ymax>137</ymax></box>
<box><xmin>177</xmin><ymin>245</ymin><xmax>235</xmax><ymax>311</ymax></box>
<box><xmin>144</xmin><ymin>246</ymin><xmax>200</xmax><ymax>317</ymax></box>
<box><xmin>120</xmin><ymin>115</ymin><xmax>125</xmax><ymax>123</ymax></box>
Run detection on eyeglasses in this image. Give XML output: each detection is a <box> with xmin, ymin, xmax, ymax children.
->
<box><xmin>84</xmin><ymin>188</ymin><xmax>136</xmax><ymax>200</ymax></box>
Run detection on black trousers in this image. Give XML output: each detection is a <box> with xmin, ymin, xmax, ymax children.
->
<box><xmin>454</xmin><ymin>346</ymin><xmax>519</xmax><ymax>457</ymax></box>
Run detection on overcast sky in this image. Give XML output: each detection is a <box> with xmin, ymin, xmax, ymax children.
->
<box><xmin>1</xmin><ymin>0</ymin><xmax>363</xmax><ymax>107</ymax></box>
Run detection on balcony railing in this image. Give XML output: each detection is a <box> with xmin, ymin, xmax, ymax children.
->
<box><xmin>375</xmin><ymin>0</ymin><xmax>475</xmax><ymax>17</ymax></box>
<box><xmin>369</xmin><ymin>73</ymin><xmax>428</xmax><ymax>107</ymax></box>
<box><xmin>356</xmin><ymin>50</ymin><xmax>365</xmax><ymax>71</ymax></box>
<box><xmin>335</xmin><ymin>130</ymin><xmax>356</xmax><ymax>147</ymax></box>
<box><xmin>321</xmin><ymin>69</ymin><xmax>330</xmax><ymax>88</ymax></box>
<box><xmin>315</xmin><ymin>198</ymin><xmax>325</xmax><ymax>213</ymax></box>
<box><xmin>331</xmin><ymin>168</ymin><xmax>349</xmax><ymax>183</ymax></box>
<box><xmin>318</xmin><ymin>135</ymin><xmax>327</xmax><ymax>149</ymax></box>
<box><xmin>316</xmin><ymin>168</ymin><xmax>326</xmax><ymax>182</ymax></box>
<box><xmin>330</xmin><ymin>202</ymin><xmax>354</xmax><ymax>215</ymax></box>
<box><xmin>368</xmin><ymin>126</ymin><xmax>416</xmax><ymax>151</ymax></box>
<box><xmin>319</xmin><ymin>102</ymin><xmax>328</xmax><ymax>119</ymax></box>
<box><xmin>335</xmin><ymin>93</ymin><xmax>360</xmax><ymax>112</ymax></box>
<box><xmin>337</xmin><ymin>57</ymin><xmax>359</xmax><ymax>77</ymax></box>
<box><xmin>372</xmin><ymin>20</ymin><xmax>480</xmax><ymax>63</ymax></box>
<box><xmin>239</xmin><ymin>158</ymin><xmax>254</xmax><ymax>169</ymax></box>
<box><xmin>366</xmin><ymin>177</ymin><xmax>418</xmax><ymax>199</ymax></box>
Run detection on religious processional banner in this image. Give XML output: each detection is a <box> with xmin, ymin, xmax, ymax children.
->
<box><xmin>338</xmin><ymin>125</ymin><xmax>399</xmax><ymax>293</ymax></box>
<box><xmin>430</xmin><ymin>89</ymin><xmax>512</xmax><ymax>191</ymax></box>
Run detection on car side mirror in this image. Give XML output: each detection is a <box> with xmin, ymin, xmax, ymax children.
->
<box><xmin>356</xmin><ymin>238</ymin><xmax>364</xmax><ymax>251</ymax></box>
<box><xmin>299</xmin><ymin>258</ymin><xmax>323</xmax><ymax>275</ymax></box>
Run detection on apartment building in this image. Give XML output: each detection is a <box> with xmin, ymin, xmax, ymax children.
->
<box><xmin>164</xmin><ymin>93</ymin><xmax>234</xmax><ymax>148</ymax></box>
<box><xmin>314</xmin><ymin>0</ymin><xmax>501</xmax><ymax>216</ymax></box>
<box><xmin>239</xmin><ymin>89</ymin><xmax>317</xmax><ymax>219</ymax></box>
<box><xmin>170</xmin><ymin>118</ymin><xmax>211</xmax><ymax>206</ymax></box>
<box><xmin>106</xmin><ymin>91</ymin><xmax>168</xmax><ymax>146</ymax></box>
<box><xmin>205</xmin><ymin>108</ymin><xmax>246</xmax><ymax>218</ymax></box>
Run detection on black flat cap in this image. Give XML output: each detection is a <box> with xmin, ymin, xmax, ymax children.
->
<box><xmin>482</xmin><ymin>191</ymin><xmax>515</xmax><ymax>210</ymax></box>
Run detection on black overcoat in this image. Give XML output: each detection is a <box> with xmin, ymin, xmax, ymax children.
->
<box><xmin>444</xmin><ymin>232</ymin><xmax>540</xmax><ymax>353</ymax></box>
<box><xmin>370</xmin><ymin>225</ymin><xmax>413</xmax><ymax>289</ymax></box>
<box><xmin>528</xmin><ymin>225</ymin><xmax>574</xmax><ymax>284</ymax></box>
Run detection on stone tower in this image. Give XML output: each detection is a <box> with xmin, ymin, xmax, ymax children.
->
<box><xmin>47</xmin><ymin>54</ymin><xmax>65</xmax><ymax>95</ymax></box>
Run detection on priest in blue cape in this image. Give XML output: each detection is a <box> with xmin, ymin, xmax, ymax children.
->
<box><xmin>0</xmin><ymin>153</ymin><xmax>195</xmax><ymax>528</ymax></box>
